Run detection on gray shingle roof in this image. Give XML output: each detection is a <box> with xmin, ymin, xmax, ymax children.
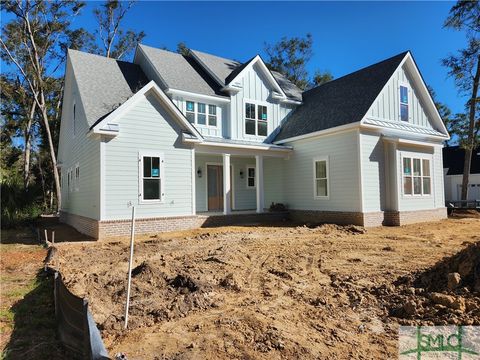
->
<box><xmin>68</xmin><ymin>49</ymin><xmax>149</xmax><ymax>128</ymax></box>
<box><xmin>190</xmin><ymin>49</ymin><xmax>240</xmax><ymax>84</ymax></box>
<box><xmin>139</xmin><ymin>45</ymin><xmax>226</xmax><ymax>98</ymax></box>
<box><xmin>190</xmin><ymin>48</ymin><xmax>302</xmax><ymax>101</ymax></box>
<box><xmin>274</xmin><ymin>51</ymin><xmax>409</xmax><ymax>142</ymax></box>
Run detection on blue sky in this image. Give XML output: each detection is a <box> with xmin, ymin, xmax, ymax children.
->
<box><xmin>2</xmin><ymin>1</ymin><xmax>468</xmax><ymax>115</ymax></box>
<box><xmin>75</xmin><ymin>1</ymin><xmax>467</xmax><ymax>114</ymax></box>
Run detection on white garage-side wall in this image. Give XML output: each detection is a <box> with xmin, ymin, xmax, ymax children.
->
<box><xmin>283</xmin><ymin>130</ymin><xmax>361</xmax><ymax>212</ymax></box>
<box><xmin>57</xmin><ymin>58</ymin><xmax>101</xmax><ymax>220</ymax></box>
<box><xmin>444</xmin><ymin>174</ymin><xmax>480</xmax><ymax>201</ymax></box>
<box><xmin>104</xmin><ymin>93</ymin><xmax>194</xmax><ymax>220</ymax></box>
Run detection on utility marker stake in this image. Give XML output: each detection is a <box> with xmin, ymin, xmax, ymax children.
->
<box><xmin>52</xmin><ymin>231</ymin><xmax>55</xmax><ymax>244</ymax></box>
<box><xmin>124</xmin><ymin>205</ymin><xmax>136</xmax><ymax>329</ymax></box>
<box><xmin>44</xmin><ymin>229</ymin><xmax>48</xmax><ymax>244</ymax></box>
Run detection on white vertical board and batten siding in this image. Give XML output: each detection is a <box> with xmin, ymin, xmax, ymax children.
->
<box><xmin>230</xmin><ymin>63</ymin><xmax>293</xmax><ymax>141</ymax></box>
<box><xmin>283</xmin><ymin>130</ymin><xmax>362</xmax><ymax>212</ymax></box>
<box><xmin>104</xmin><ymin>93</ymin><xmax>193</xmax><ymax>220</ymax></box>
<box><xmin>367</xmin><ymin>65</ymin><xmax>433</xmax><ymax>129</ymax></box>
<box><xmin>57</xmin><ymin>58</ymin><xmax>101</xmax><ymax>220</ymax></box>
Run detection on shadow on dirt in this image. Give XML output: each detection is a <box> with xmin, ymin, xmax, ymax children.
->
<box><xmin>2</xmin><ymin>270</ymin><xmax>66</xmax><ymax>360</ymax></box>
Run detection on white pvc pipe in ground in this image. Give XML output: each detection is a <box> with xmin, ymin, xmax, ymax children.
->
<box><xmin>124</xmin><ymin>206</ymin><xmax>136</xmax><ymax>329</ymax></box>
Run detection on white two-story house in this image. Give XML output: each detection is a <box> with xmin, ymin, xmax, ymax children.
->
<box><xmin>57</xmin><ymin>45</ymin><xmax>450</xmax><ymax>239</ymax></box>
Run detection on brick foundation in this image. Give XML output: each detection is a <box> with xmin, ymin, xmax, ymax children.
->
<box><xmin>290</xmin><ymin>208</ymin><xmax>448</xmax><ymax>227</ymax></box>
<box><xmin>383</xmin><ymin>207</ymin><xmax>447</xmax><ymax>226</ymax></box>
<box><xmin>59</xmin><ymin>211</ymin><xmax>99</xmax><ymax>238</ymax></box>
<box><xmin>60</xmin><ymin>208</ymin><xmax>447</xmax><ymax>239</ymax></box>
<box><xmin>60</xmin><ymin>211</ymin><xmax>289</xmax><ymax>240</ymax></box>
<box><xmin>289</xmin><ymin>210</ymin><xmax>364</xmax><ymax>226</ymax></box>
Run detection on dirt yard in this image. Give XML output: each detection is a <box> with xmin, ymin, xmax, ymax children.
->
<box><xmin>54</xmin><ymin>216</ymin><xmax>480</xmax><ymax>359</ymax></box>
<box><xmin>0</xmin><ymin>229</ymin><xmax>65</xmax><ymax>359</ymax></box>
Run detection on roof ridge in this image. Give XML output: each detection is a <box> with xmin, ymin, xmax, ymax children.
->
<box><xmin>68</xmin><ymin>48</ymin><xmax>137</xmax><ymax>65</ymax></box>
<box><xmin>304</xmin><ymin>50</ymin><xmax>410</xmax><ymax>96</ymax></box>
<box><xmin>190</xmin><ymin>48</ymin><xmax>241</xmax><ymax>64</ymax></box>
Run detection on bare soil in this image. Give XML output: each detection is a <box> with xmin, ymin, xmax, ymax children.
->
<box><xmin>1</xmin><ymin>229</ymin><xmax>65</xmax><ymax>359</ymax></box>
<box><xmin>53</xmin><ymin>217</ymin><xmax>480</xmax><ymax>359</ymax></box>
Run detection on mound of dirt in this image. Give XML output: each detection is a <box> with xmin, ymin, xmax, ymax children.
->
<box><xmin>376</xmin><ymin>242</ymin><xmax>480</xmax><ymax>325</ymax></box>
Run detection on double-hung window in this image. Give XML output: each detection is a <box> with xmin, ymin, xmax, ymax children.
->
<box><xmin>140</xmin><ymin>154</ymin><xmax>164</xmax><ymax>201</ymax></box>
<box><xmin>197</xmin><ymin>103</ymin><xmax>206</xmax><ymax>125</ymax></box>
<box><xmin>400</xmin><ymin>85</ymin><xmax>409</xmax><ymax>122</ymax></box>
<box><xmin>314</xmin><ymin>157</ymin><xmax>329</xmax><ymax>198</ymax></box>
<box><xmin>208</xmin><ymin>105</ymin><xmax>217</xmax><ymax>126</ymax></box>
<box><xmin>245</xmin><ymin>102</ymin><xmax>268</xmax><ymax>136</ymax></box>
<box><xmin>185</xmin><ymin>101</ymin><xmax>217</xmax><ymax>127</ymax></box>
<box><xmin>402</xmin><ymin>156</ymin><xmax>431</xmax><ymax>196</ymax></box>
<box><xmin>186</xmin><ymin>101</ymin><xmax>195</xmax><ymax>123</ymax></box>
<box><xmin>246</xmin><ymin>166</ymin><xmax>255</xmax><ymax>188</ymax></box>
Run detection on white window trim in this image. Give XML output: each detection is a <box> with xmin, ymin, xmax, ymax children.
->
<box><xmin>313</xmin><ymin>156</ymin><xmax>329</xmax><ymax>200</ymax></box>
<box><xmin>399</xmin><ymin>81</ymin><xmax>410</xmax><ymax>122</ymax></box>
<box><xmin>243</xmin><ymin>99</ymin><xmax>269</xmax><ymax>139</ymax></box>
<box><xmin>74</xmin><ymin>163</ymin><xmax>80</xmax><ymax>192</ymax></box>
<box><xmin>184</xmin><ymin>100</ymin><xmax>219</xmax><ymax>128</ymax></box>
<box><xmin>138</xmin><ymin>151</ymin><xmax>165</xmax><ymax>204</ymax></box>
<box><xmin>400</xmin><ymin>152</ymin><xmax>432</xmax><ymax>198</ymax></box>
<box><xmin>246</xmin><ymin>165</ymin><xmax>256</xmax><ymax>189</ymax></box>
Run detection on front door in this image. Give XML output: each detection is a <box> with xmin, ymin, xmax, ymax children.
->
<box><xmin>207</xmin><ymin>165</ymin><xmax>223</xmax><ymax>211</ymax></box>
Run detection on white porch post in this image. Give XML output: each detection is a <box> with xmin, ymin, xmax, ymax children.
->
<box><xmin>223</xmin><ymin>153</ymin><xmax>231</xmax><ymax>215</ymax></box>
<box><xmin>256</xmin><ymin>155</ymin><xmax>264</xmax><ymax>213</ymax></box>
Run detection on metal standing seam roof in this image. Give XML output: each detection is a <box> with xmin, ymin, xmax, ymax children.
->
<box><xmin>363</xmin><ymin>118</ymin><xmax>446</xmax><ymax>137</ymax></box>
<box><xmin>273</xmin><ymin>51</ymin><xmax>410</xmax><ymax>142</ymax></box>
<box><xmin>443</xmin><ymin>146</ymin><xmax>480</xmax><ymax>175</ymax></box>
<box><xmin>68</xmin><ymin>49</ymin><xmax>149</xmax><ymax>128</ymax></box>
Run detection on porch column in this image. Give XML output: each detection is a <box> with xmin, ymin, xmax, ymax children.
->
<box><xmin>223</xmin><ymin>154</ymin><xmax>231</xmax><ymax>215</ymax></box>
<box><xmin>256</xmin><ymin>155</ymin><xmax>264</xmax><ymax>213</ymax></box>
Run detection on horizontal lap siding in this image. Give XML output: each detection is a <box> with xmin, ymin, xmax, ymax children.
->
<box><xmin>264</xmin><ymin>158</ymin><xmax>286</xmax><ymax>206</ymax></box>
<box><xmin>105</xmin><ymin>93</ymin><xmax>193</xmax><ymax>220</ymax></box>
<box><xmin>58</xmin><ymin>60</ymin><xmax>100</xmax><ymax>220</ymax></box>
<box><xmin>360</xmin><ymin>132</ymin><xmax>385</xmax><ymax>212</ymax></box>
<box><xmin>195</xmin><ymin>155</ymin><xmax>257</xmax><ymax>211</ymax></box>
<box><xmin>283</xmin><ymin>131</ymin><xmax>361</xmax><ymax>212</ymax></box>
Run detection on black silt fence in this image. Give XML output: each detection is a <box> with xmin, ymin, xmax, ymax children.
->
<box><xmin>54</xmin><ymin>272</ymin><xmax>110</xmax><ymax>360</ymax></box>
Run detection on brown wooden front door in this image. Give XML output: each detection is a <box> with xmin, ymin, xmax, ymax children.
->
<box><xmin>207</xmin><ymin>165</ymin><xmax>223</xmax><ymax>211</ymax></box>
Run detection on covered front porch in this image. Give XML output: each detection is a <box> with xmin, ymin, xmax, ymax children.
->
<box><xmin>187</xmin><ymin>137</ymin><xmax>292</xmax><ymax>215</ymax></box>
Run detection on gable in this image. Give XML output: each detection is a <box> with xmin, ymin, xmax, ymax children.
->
<box><xmin>363</xmin><ymin>54</ymin><xmax>448</xmax><ymax>138</ymax></box>
<box><xmin>236</xmin><ymin>62</ymin><xmax>277</xmax><ymax>101</ymax></box>
<box><xmin>365</xmin><ymin>63</ymin><xmax>432</xmax><ymax>129</ymax></box>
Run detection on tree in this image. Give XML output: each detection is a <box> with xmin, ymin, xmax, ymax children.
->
<box><xmin>176</xmin><ymin>41</ymin><xmax>189</xmax><ymax>56</ymax></box>
<box><xmin>427</xmin><ymin>85</ymin><xmax>453</xmax><ymax>145</ymax></box>
<box><xmin>264</xmin><ymin>34</ymin><xmax>333</xmax><ymax>90</ymax></box>
<box><xmin>92</xmin><ymin>0</ymin><xmax>145</xmax><ymax>60</ymax></box>
<box><xmin>311</xmin><ymin>70</ymin><xmax>334</xmax><ymax>87</ymax></box>
<box><xmin>443</xmin><ymin>1</ymin><xmax>480</xmax><ymax>200</ymax></box>
<box><xmin>0</xmin><ymin>0</ymin><xmax>88</xmax><ymax>211</ymax></box>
